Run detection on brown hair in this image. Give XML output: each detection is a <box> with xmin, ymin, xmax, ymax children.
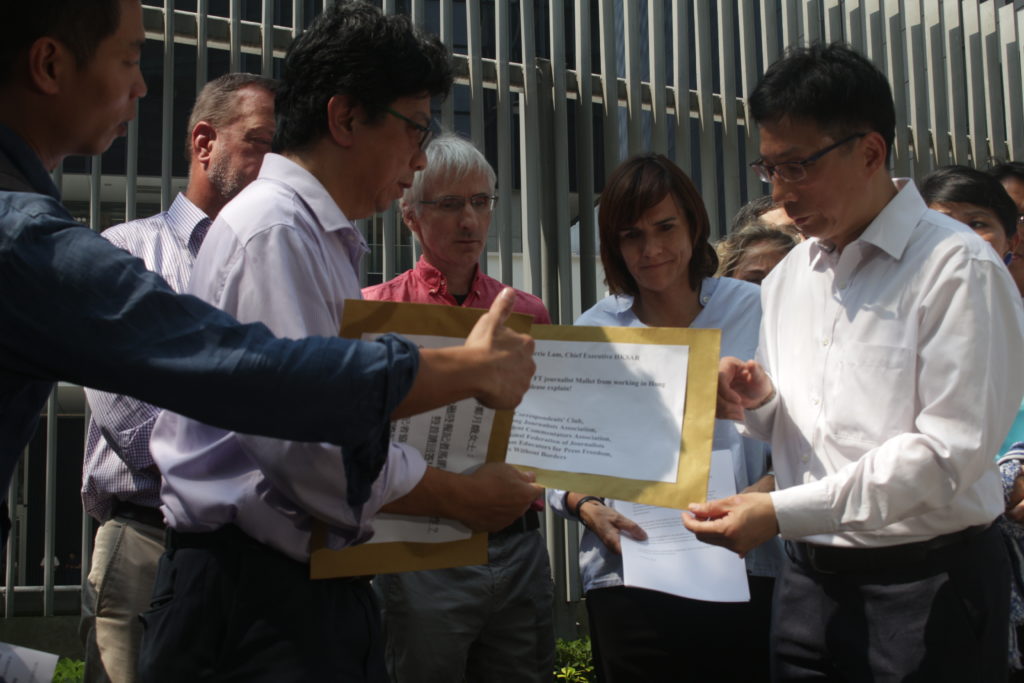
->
<box><xmin>598</xmin><ymin>154</ymin><xmax>718</xmax><ymax>297</ymax></box>
<box><xmin>185</xmin><ymin>73</ymin><xmax>279</xmax><ymax>161</ymax></box>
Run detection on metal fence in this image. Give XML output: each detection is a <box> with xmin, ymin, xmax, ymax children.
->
<box><xmin>15</xmin><ymin>0</ymin><xmax>1024</xmax><ymax>637</ymax></box>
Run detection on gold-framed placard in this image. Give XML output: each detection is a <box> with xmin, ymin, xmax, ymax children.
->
<box><xmin>507</xmin><ymin>324</ymin><xmax>720</xmax><ymax>510</ymax></box>
<box><xmin>310</xmin><ymin>299</ymin><xmax>532</xmax><ymax>579</ymax></box>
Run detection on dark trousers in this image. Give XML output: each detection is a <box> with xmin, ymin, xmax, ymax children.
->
<box><xmin>772</xmin><ymin>525</ymin><xmax>1010</xmax><ymax>682</ymax></box>
<box><xmin>586</xmin><ymin>577</ymin><xmax>775</xmax><ymax>683</ymax></box>
<box><xmin>137</xmin><ymin>526</ymin><xmax>386</xmax><ymax>683</ymax></box>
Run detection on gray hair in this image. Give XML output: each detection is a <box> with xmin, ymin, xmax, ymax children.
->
<box><xmin>715</xmin><ymin>221</ymin><xmax>798</xmax><ymax>278</ymax></box>
<box><xmin>402</xmin><ymin>132</ymin><xmax>496</xmax><ymax>213</ymax></box>
<box><xmin>184</xmin><ymin>73</ymin><xmax>279</xmax><ymax>161</ymax></box>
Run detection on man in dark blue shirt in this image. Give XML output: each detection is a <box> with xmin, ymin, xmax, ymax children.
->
<box><xmin>0</xmin><ymin>0</ymin><xmax>539</xmax><ymax>544</ymax></box>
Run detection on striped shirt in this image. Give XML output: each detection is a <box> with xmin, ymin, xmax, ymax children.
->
<box><xmin>81</xmin><ymin>193</ymin><xmax>210</xmax><ymax>521</ymax></box>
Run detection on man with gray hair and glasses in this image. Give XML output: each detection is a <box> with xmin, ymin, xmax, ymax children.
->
<box><xmin>80</xmin><ymin>72</ymin><xmax>276</xmax><ymax>683</ymax></box>
<box><xmin>364</xmin><ymin>132</ymin><xmax>554</xmax><ymax>683</ymax></box>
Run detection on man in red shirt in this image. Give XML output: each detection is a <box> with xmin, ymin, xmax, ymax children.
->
<box><xmin>364</xmin><ymin>133</ymin><xmax>554</xmax><ymax>682</ymax></box>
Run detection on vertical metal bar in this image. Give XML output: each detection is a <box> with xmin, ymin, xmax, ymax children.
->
<box><xmin>575</xmin><ymin>0</ymin><xmax>597</xmax><ymax>314</ymax></box>
<box><xmin>439</xmin><ymin>0</ymin><xmax>454</xmax><ymax>130</ymax></box>
<box><xmin>737</xmin><ymin>0</ymin><xmax>760</xmax><ymax>205</ymax></box>
<box><xmin>760</xmin><ymin>0</ymin><xmax>781</xmax><ymax>67</ymax></box>
<box><xmin>845</xmin><ymin>0</ymin><xmax>865</xmax><ymax>51</ymax></box>
<box><xmin>996</xmin><ymin>1</ymin><xmax>1022</xmax><ymax>162</ymax></box>
<box><xmin>42</xmin><ymin>392</ymin><xmax>57</xmax><ymax>616</ymax></box>
<box><xmin>962</xmin><ymin>0</ymin><xmax>987</xmax><ymax>166</ymax></box>
<box><xmin>862</xmin><ymin>0</ymin><xmax>883</xmax><ymax>64</ymax></box>
<box><xmin>196</xmin><ymin>0</ymin><xmax>208</xmax><ymax>91</ymax></box>
<box><xmin>126</xmin><ymin>110</ymin><xmax>139</xmax><ymax>222</ymax></box>
<box><xmin>693</xmin><ymin>1</ymin><xmax>719</xmax><ymax>236</ymax></box>
<box><xmin>904</xmin><ymin>0</ymin><xmax>930</xmax><ymax>178</ymax></box>
<box><xmin>980</xmin><ymin>0</ymin><xmax>1005</xmax><ymax>164</ymax></box>
<box><xmin>672</xmin><ymin>2</ymin><xmax>692</xmax><ymax>179</ymax></box>
<box><xmin>466</xmin><ymin>1</ymin><xmax>485</xmax><ymax>154</ymax></box>
<box><xmin>230</xmin><ymin>0</ymin><xmax>242</xmax><ymax>73</ymax></box>
<box><xmin>923</xmin><ymin>1</ymin><xmax>949</xmax><ymax>166</ymax></box>
<box><xmin>717</xmin><ymin>1</ymin><xmax>739</xmax><ymax>238</ymax></box>
<box><xmin>5</xmin><ymin>461</ymin><xmax>19</xmax><ymax>617</ymax></box>
<box><xmin>293</xmin><ymin>0</ymin><xmax>304</xmax><ymax>37</ymax></box>
<box><xmin>883</xmin><ymin>0</ymin><xmax>911</xmax><ymax>176</ymax></box>
<box><xmin>1014</xmin><ymin>7</ymin><xmax>1024</xmax><ymax>160</ymax></box>
<box><xmin>495</xmin><ymin>0</ymin><xmax>513</xmax><ymax>284</ymax></box>
<box><xmin>825</xmin><ymin>0</ymin><xmax>846</xmax><ymax>44</ymax></box>
<box><xmin>519</xmin><ymin>0</ymin><xmax>544</xmax><ymax>300</ymax></box>
<box><xmin>598</xmin><ymin>0</ymin><xmax>621</xmax><ymax>170</ymax></box>
<box><xmin>944</xmin><ymin>0</ymin><xmax>969</xmax><ymax>164</ymax></box>
<box><xmin>378</xmin><ymin>3</ymin><xmax>399</xmax><ymax>281</ymax></box>
<box><xmin>162</xmin><ymin>0</ymin><xmax>175</xmax><ymax>210</ymax></box>
<box><xmin>81</xmin><ymin>402</ymin><xmax>93</xmax><ymax>601</ymax></box>
<box><xmin>781</xmin><ymin>0</ymin><xmax>799</xmax><ymax>48</ymax></box>
<box><xmin>647</xmin><ymin>0</ymin><xmax>667</xmax><ymax>155</ymax></box>
<box><xmin>262</xmin><ymin>0</ymin><xmax>273</xmax><ymax>77</ymax></box>
<box><xmin>800</xmin><ymin>0</ymin><xmax>821</xmax><ymax>45</ymax></box>
<box><xmin>622</xmin><ymin>0</ymin><xmax>643</xmax><ymax>155</ymax></box>
<box><xmin>90</xmin><ymin>156</ymin><xmax>101</xmax><ymax>231</ymax></box>
<box><xmin>549</xmin><ymin>0</ymin><xmax>572</xmax><ymax>319</ymax></box>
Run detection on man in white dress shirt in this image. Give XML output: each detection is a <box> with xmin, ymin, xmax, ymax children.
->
<box><xmin>80</xmin><ymin>72</ymin><xmax>276</xmax><ymax>683</ymax></box>
<box><xmin>685</xmin><ymin>44</ymin><xmax>1024</xmax><ymax>680</ymax></box>
<box><xmin>137</xmin><ymin>3</ymin><xmax>541</xmax><ymax>682</ymax></box>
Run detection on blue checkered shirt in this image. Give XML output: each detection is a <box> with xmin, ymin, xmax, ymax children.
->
<box><xmin>81</xmin><ymin>194</ymin><xmax>210</xmax><ymax>521</ymax></box>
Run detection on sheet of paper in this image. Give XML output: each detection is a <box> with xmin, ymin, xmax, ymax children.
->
<box><xmin>618</xmin><ymin>450</ymin><xmax>750</xmax><ymax>602</ymax></box>
<box><xmin>506</xmin><ymin>338</ymin><xmax>689</xmax><ymax>483</ymax></box>
<box><xmin>362</xmin><ymin>333</ymin><xmax>494</xmax><ymax>545</ymax></box>
<box><xmin>0</xmin><ymin>642</ymin><xmax>59</xmax><ymax>683</ymax></box>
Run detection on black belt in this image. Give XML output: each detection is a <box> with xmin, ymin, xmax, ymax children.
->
<box><xmin>490</xmin><ymin>508</ymin><xmax>540</xmax><ymax>539</ymax></box>
<box><xmin>113</xmin><ymin>501</ymin><xmax>165</xmax><ymax>529</ymax></box>
<box><xmin>786</xmin><ymin>523</ymin><xmax>992</xmax><ymax>575</ymax></box>
<box><xmin>165</xmin><ymin>525</ymin><xmax>372</xmax><ymax>582</ymax></box>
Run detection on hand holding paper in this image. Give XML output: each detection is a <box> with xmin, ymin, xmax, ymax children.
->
<box><xmin>572</xmin><ymin>495</ymin><xmax>647</xmax><ymax>554</ymax></box>
<box><xmin>717</xmin><ymin>356</ymin><xmax>774</xmax><ymax>420</ymax></box>
<box><xmin>395</xmin><ymin>288</ymin><xmax>536</xmax><ymax>417</ymax></box>
<box><xmin>682</xmin><ymin>492</ymin><xmax>780</xmax><ymax>558</ymax></box>
<box><xmin>383</xmin><ymin>462</ymin><xmax>541</xmax><ymax>533</ymax></box>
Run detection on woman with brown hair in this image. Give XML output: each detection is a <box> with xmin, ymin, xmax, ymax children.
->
<box><xmin>548</xmin><ymin>154</ymin><xmax>779</xmax><ymax>681</ymax></box>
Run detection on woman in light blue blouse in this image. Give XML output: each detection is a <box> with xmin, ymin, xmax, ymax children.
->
<box><xmin>547</xmin><ymin>154</ymin><xmax>780</xmax><ymax>682</ymax></box>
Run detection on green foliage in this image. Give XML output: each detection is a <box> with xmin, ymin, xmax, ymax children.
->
<box><xmin>52</xmin><ymin>658</ymin><xmax>84</xmax><ymax>683</ymax></box>
<box><xmin>553</xmin><ymin>637</ymin><xmax>595</xmax><ymax>682</ymax></box>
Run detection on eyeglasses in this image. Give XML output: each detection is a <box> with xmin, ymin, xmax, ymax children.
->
<box><xmin>419</xmin><ymin>194</ymin><xmax>498</xmax><ymax>213</ymax></box>
<box><xmin>385</xmin><ymin>107</ymin><xmax>440</xmax><ymax>150</ymax></box>
<box><xmin>750</xmin><ymin>132</ymin><xmax>868</xmax><ymax>184</ymax></box>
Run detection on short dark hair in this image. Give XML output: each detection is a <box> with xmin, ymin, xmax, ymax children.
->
<box><xmin>920</xmin><ymin>165</ymin><xmax>1018</xmax><ymax>239</ymax></box>
<box><xmin>274</xmin><ymin>0</ymin><xmax>453</xmax><ymax>152</ymax></box>
<box><xmin>598</xmin><ymin>154</ymin><xmax>718</xmax><ymax>297</ymax></box>
<box><xmin>1</xmin><ymin>0</ymin><xmax>122</xmax><ymax>86</ymax></box>
<box><xmin>185</xmin><ymin>73</ymin><xmax>279</xmax><ymax>160</ymax></box>
<box><xmin>749</xmin><ymin>43</ymin><xmax>895</xmax><ymax>162</ymax></box>
<box><xmin>729</xmin><ymin>195</ymin><xmax>776</xmax><ymax>233</ymax></box>
<box><xmin>989</xmin><ymin>161</ymin><xmax>1024</xmax><ymax>186</ymax></box>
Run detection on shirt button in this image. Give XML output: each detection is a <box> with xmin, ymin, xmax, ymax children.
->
<box><xmin>700</xmin><ymin>295</ymin><xmax>710</xmax><ymax>305</ymax></box>
<box><xmin>801</xmin><ymin>454</ymin><xmax>810</xmax><ymax>463</ymax></box>
<box><xmin>821</xmin><ymin>337</ymin><xmax>830</xmax><ymax>346</ymax></box>
<box><xmin>811</xmin><ymin>397</ymin><xmax>821</xmax><ymax>406</ymax></box>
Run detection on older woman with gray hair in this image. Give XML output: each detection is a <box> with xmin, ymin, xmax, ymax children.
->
<box><xmin>364</xmin><ymin>132</ymin><xmax>553</xmax><ymax>683</ymax></box>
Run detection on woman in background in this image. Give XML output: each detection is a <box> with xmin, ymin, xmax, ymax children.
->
<box><xmin>716</xmin><ymin>222</ymin><xmax>798</xmax><ymax>285</ymax></box>
<box><xmin>547</xmin><ymin>154</ymin><xmax>779</xmax><ymax>682</ymax></box>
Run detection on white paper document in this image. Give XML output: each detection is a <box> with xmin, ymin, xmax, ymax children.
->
<box><xmin>0</xmin><ymin>642</ymin><xmax>59</xmax><ymax>683</ymax></box>
<box><xmin>506</xmin><ymin>338</ymin><xmax>689</xmax><ymax>482</ymax></box>
<box><xmin>362</xmin><ymin>333</ymin><xmax>496</xmax><ymax>545</ymax></box>
<box><xmin>618</xmin><ymin>450</ymin><xmax>750</xmax><ymax>602</ymax></box>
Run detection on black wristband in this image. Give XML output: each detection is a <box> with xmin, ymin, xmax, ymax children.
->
<box><xmin>573</xmin><ymin>495</ymin><xmax>604</xmax><ymax>525</ymax></box>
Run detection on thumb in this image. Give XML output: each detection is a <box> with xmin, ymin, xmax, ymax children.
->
<box><xmin>485</xmin><ymin>287</ymin><xmax>516</xmax><ymax>328</ymax></box>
